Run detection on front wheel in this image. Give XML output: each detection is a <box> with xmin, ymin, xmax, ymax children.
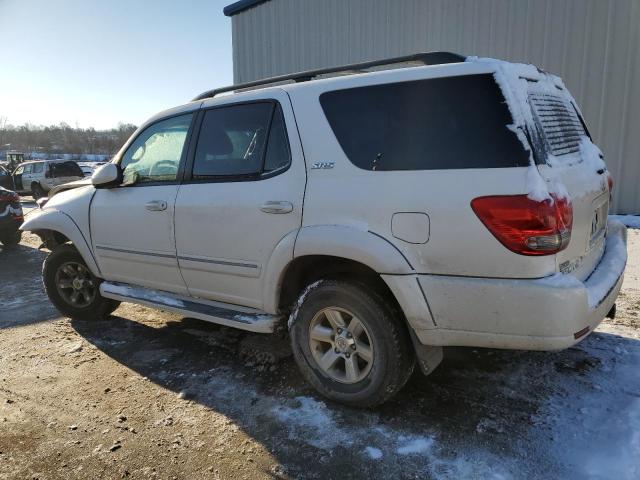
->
<box><xmin>31</xmin><ymin>183</ymin><xmax>45</xmax><ymax>200</ymax></box>
<box><xmin>43</xmin><ymin>244</ymin><xmax>120</xmax><ymax>320</ymax></box>
<box><xmin>289</xmin><ymin>280</ymin><xmax>415</xmax><ymax>407</ymax></box>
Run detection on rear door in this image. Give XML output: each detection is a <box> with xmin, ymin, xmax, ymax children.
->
<box><xmin>174</xmin><ymin>94</ymin><xmax>306</xmax><ymax>309</ymax></box>
<box><xmin>528</xmin><ymin>86</ymin><xmax>610</xmax><ymax>280</ymax></box>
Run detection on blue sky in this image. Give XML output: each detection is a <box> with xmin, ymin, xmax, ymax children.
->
<box><xmin>0</xmin><ymin>0</ymin><xmax>233</xmax><ymax>129</ymax></box>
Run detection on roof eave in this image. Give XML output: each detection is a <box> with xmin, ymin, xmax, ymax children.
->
<box><xmin>223</xmin><ymin>0</ymin><xmax>271</xmax><ymax>17</ymax></box>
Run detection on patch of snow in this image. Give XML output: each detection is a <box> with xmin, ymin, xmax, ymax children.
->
<box><xmin>610</xmin><ymin>214</ymin><xmax>640</xmax><ymax>229</ymax></box>
<box><xmin>525</xmin><ymin>165</ymin><xmax>551</xmax><ymax>202</ymax></box>
<box><xmin>364</xmin><ymin>446</ymin><xmax>383</xmax><ymax>460</ymax></box>
<box><xmin>287</xmin><ymin>280</ymin><xmax>323</xmax><ymax>329</ymax></box>
<box><xmin>271</xmin><ymin>396</ymin><xmax>350</xmax><ymax>449</ymax></box>
<box><xmin>66</xmin><ymin>341</ymin><xmax>84</xmax><ymax>354</ymax></box>
<box><xmin>396</xmin><ymin>436</ymin><xmax>434</xmax><ymax>455</ymax></box>
<box><xmin>106</xmin><ymin>284</ymin><xmax>185</xmax><ymax>308</ymax></box>
<box><xmin>233</xmin><ymin>313</ymin><xmax>273</xmax><ymax>323</ymax></box>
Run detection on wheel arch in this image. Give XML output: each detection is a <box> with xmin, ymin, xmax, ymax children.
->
<box><xmin>262</xmin><ymin>225</ymin><xmax>415</xmax><ymax>315</ymax></box>
<box><xmin>21</xmin><ymin>209</ymin><xmax>101</xmax><ymax>277</ymax></box>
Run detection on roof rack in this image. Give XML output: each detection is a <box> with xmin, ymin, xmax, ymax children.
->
<box><xmin>192</xmin><ymin>51</ymin><xmax>465</xmax><ymax>101</ymax></box>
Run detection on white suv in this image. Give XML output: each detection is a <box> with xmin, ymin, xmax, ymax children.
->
<box><xmin>22</xmin><ymin>53</ymin><xmax>627</xmax><ymax>406</ymax></box>
<box><xmin>13</xmin><ymin>159</ymin><xmax>84</xmax><ymax>199</ymax></box>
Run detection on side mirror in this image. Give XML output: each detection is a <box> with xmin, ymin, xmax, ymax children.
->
<box><xmin>91</xmin><ymin>163</ymin><xmax>121</xmax><ymax>188</ymax></box>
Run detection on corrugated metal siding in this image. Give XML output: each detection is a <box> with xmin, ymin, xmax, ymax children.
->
<box><xmin>231</xmin><ymin>0</ymin><xmax>640</xmax><ymax>214</ymax></box>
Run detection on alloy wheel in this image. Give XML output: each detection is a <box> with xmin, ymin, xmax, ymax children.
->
<box><xmin>54</xmin><ymin>261</ymin><xmax>96</xmax><ymax>308</ymax></box>
<box><xmin>308</xmin><ymin>307</ymin><xmax>374</xmax><ymax>384</ymax></box>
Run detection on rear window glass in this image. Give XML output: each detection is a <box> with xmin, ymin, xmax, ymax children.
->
<box><xmin>320</xmin><ymin>74</ymin><xmax>529</xmax><ymax>171</ymax></box>
<box><xmin>51</xmin><ymin>161</ymin><xmax>83</xmax><ymax>178</ymax></box>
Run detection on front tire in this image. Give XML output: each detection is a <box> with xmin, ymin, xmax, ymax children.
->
<box><xmin>43</xmin><ymin>244</ymin><xmax>120</xmax><ymax>320</ymax></box>
<box><xmin>31</xmin><ymin>183</ymin><xmax>45</xmax><ymax>200</ymax></box>
<box><xmin>289</xmin><ymin>279</ymin><xmax>415</xmax><ymax>407</ymax></box>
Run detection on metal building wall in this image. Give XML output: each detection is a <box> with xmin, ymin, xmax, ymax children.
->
<box><xmin>231</xmin><ymin>0</ymin><xmax>640</xmax><ymax>214</ymax></box>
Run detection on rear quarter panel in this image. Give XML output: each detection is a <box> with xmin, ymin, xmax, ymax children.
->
<box><xmin>286</xmin><ymin>65</ymin><xmax>556</xmax><ymax>278</ymax></box>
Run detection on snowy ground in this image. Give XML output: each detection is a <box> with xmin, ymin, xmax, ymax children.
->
<box><xmin>0</xmin><ymin>205</ymin><xmax>638</xmax><ymax>479</ymax></box>
<box><xmin>611</xmin><ymin>214</ymin><xmax>640</xmax><ymax>229</ymax></box>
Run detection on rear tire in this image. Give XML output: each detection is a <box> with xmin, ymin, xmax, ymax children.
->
<box><xmin>43</xmin><ymin>244</ymin><xmax>120</xmax><ymax>320</ymax></box>
<box><xmin>289</xmin><ymin>279</ymin><xmax>415</xmax><ymax>407</ymax></box>
<box><xmin>0</xmin><ymin>231</ymin><xmax>22</xmax><ymax>247</ymax></box>
<box><xmin>31</xmin><ymin>183</ymin><xmax>45</xmax><ymax>200</ymax></box>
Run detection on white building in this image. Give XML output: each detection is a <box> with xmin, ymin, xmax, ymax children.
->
<box><xmin>224</xmin><ymin>0</ymin><xmax>640</xmax><ymax>214</ymax></box>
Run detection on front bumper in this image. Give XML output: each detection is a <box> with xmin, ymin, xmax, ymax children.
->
<box><xmin>402</xmin><ymin>220</ymin><xmax>628</xmax><ymax>350</ymax></box>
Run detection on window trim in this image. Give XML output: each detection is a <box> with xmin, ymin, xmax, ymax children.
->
<box><xmin>182</xmin><ymin>99</ymin><xmax>292</xmax><ymax>184</ymax></box>
<box><xmin>114</xmin><ymin>112</ymin><xmax>197</xmax><ymax>188</ymax></box>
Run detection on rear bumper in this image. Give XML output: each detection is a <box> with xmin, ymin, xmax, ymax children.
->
<box><xmin>407</xmin><ymin>220</ymin><xmax>627</xmax><ymax>350</ymax></box>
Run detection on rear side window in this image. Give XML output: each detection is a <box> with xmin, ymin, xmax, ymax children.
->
<box><xmin>51</xmin><ymin>161</ymin><xmax>83</xmax><ymax>178</ymax></box>
<box><xmin>32</xmin><ymin>162</ymin><xmax>44</xmax><ymax>174</ymax></box>
<box><xmin>320</xmin><ymin>74</ymin><xmax>529</xmax><ymax>171</ymax></box>
<box><xmin>192</xmin><ymin>102</ymin><xmax>290</xmax><ymax>179</ymax></box>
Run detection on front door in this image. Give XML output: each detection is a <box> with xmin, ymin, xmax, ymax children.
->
<box><xmin>90</xmin><ymin>113</ymin><xmax>194</xmax><ymax>294</ymax></box>
<box><xmin>174</xmin><ymin>96</ymin><xmax>306</xmax><ymax>309</ymax></box>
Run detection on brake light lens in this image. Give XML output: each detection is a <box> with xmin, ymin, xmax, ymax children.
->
<box><xmin>607</xmin><ymin>174</ymin><xmax>614</xmax><ymax>202</ymax></box>
<box><xmin>471</xmin><ymin>194</ymin><xmax>573</xmax><ymax>256</ymax></box>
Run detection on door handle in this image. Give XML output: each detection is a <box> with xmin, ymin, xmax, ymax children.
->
<box><xmin>145</xmin><ymin>200</ymin><xmax>167</xmax><ymax>211</ymax></box>
<box><xmin>260</xmin><ymin>201</ymin><xmax>293</xmax><ymax>214</ymax></box>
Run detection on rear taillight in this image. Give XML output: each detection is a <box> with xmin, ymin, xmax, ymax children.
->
<box><xmin>471</xmin><ymin>194</ymin><xmax>573</xmax><ymax>256</ymax></box>
<box><xmin>607</xmin><ymin>174</ymin><xmax>614</xmax><ymax>202</ymax></box>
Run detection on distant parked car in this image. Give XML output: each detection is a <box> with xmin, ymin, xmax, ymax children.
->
<box><xmin>0</xmin><ymin>186</ymin><xmax>23</xmax><ymax>247</ymax></box>
<box><xmin>0</xmin><ymin>165</ymin><xmax>14</xmax><ymax>190</ymax></box>
<box><xmin>77</xmin><ymin>162</ymin><xmax>106</xmax><ymax>177</ymax></box>
<box><xmin>12</xmin><ymin>160</ymin><xmax>84</xmax><ymax>199</ymax></box>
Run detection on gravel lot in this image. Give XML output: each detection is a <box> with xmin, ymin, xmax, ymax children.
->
<box><xmin>1</xmin><ymin>202</ymin><xmax>639</xmax><ymax>479</ymax></box>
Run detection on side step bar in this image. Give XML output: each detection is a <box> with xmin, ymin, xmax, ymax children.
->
<box><xmin>100</xmin><ymin>282</ymin><xmax>279</xmax><ymax>333</ymax></box>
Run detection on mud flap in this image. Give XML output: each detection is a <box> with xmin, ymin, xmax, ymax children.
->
<box><xmin>409</xmin><ymin>330</ymin><xmax>443</xmax><ymax>376</ymax></box>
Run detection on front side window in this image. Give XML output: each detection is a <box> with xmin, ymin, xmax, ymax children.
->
<box><xmin>192</xmin><ymin>102</ymin><xmax>290</xmax><ymax>178</ymax></box>
<box><xmin>120</xmin><ymin>113</ymin><xmax>193</xmax><ymax>185</ymax></box>
<box><xmin>320</xmin><ymin>74</ymin><xmax>529</xmax><ymax>171</ymax></box>
<box><xmin>23</xmin><ymin>164</ymin><xmax>32</xmax><ymax>174</ymax></box>
<box><xmin>14</xmin><ymin>166</ymin><xmax>23</xmax><ymax>175</ymax></box>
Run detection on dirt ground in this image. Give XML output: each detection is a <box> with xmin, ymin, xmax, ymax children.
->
<box><xmin>1</xmin><ymin>203</ymin><xmax>639</xmax><ymax>479</ymax></box>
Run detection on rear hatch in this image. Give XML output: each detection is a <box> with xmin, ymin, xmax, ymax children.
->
<box><xmin>525</xmin><ymin>78</ymin><xmax>610</xmax><ymax>281</ymax></box>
